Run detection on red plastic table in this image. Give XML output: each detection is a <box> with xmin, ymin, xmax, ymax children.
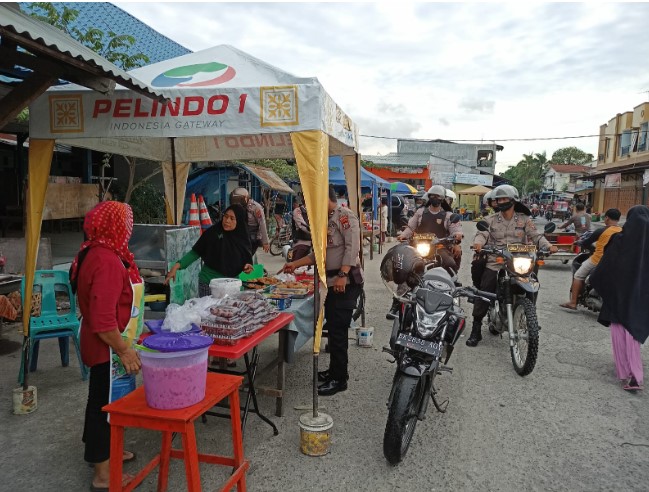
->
<box><xmin>206</xmin><ymin>312</ymin><xmax>294</xmax><ymax>435</ymax></box>
<box><xmin>103</xmin><ymin>373</ymin><xmax>248</xmax><ymax>492</ymax></box>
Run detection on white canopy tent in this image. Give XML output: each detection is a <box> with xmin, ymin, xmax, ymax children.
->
<box><xmin>27</xmin><ymin>44</ymin><xmax>362</xmax><ymax>355</ymax></box>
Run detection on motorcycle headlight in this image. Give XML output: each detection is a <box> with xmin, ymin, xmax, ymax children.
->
<box><xmin>416</xmin><ymin>242</ymin><xmax>431</xmax><ymax>257</ymax></box>
<box><xmin>512</xmin><ymin>257</ymin><xmax>533</xmax><ymax>275</ymax></box>
<box><xmin>415</xmin><ymin>305</ymin><xmax>445</xmax><ymax>338</ymax></box>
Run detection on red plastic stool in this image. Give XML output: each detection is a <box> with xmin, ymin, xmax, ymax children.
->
<box><xmin>103</xmin><ymin>373</ymin><xmax>248</xmax><ymax>492</ymax></box>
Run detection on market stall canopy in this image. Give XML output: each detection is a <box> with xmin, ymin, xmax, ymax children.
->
<box><xmin>239</xmin><ymin>164</ymin><xmax>294</xmax><ymax>195</ymax></box>
<box><xmin>457</xmin><ymin>185</ymin><xmax>492</xmax><ymax>195</ymax></box>
<box><xmin>0</xmin><ymin>3</ymin><xmax>167</xmax><ymax>130</ymax></box>
<box><xmin>27</xmin><ymin>43</ymin><xmax>362</xmax><ymax>358</ymax></box>
<box><xmin>389</xmin><ymin>181</ymin><xmax>418</xmax><ymax>194</ymax></box>
<box><xmin>328</xmin><ymin>157</ymin><xmax>389</xmax><ymax>187</ymax></box>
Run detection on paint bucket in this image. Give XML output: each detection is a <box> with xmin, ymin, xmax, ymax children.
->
<box><xmin>299</xmin><ymin>412</ymin><xmax>333</xmax><ymax>456</ymax></box>
<box><xmin>13</xmin><ymin>386</ymin><xmax>37</xmax><ymax>414</ymax></box>
<box><xmin>356</xmin><ymin>327</ymin><xmax>374</xmax><ymax>347</ymax></box>
<box><xmin>372</xmin><ymin>243</ymin><xmax>379</xmax><ymax>252</ymax></box>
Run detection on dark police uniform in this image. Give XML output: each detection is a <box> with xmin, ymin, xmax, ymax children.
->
<box><xmin>401</xmin><ymin>206</ymin><xmax>462</xmax><ymax>271</ymax></box>
<box><xmin>308</xmin><ymin>206</ymin><xmax>363</xmax><ymax>381</ymax></box>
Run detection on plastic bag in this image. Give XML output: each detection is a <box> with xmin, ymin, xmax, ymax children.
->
<box><xmin>162</xmin><ymin>303</ymin><xmax>202</xmax><ymax>333</ymax></box>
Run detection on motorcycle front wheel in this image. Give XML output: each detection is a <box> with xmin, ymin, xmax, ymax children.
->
<box><xmin>269</xmin><ymin>238</ymin><xmax>283</xmax><ymax>256</ymax></box>
<box><xmin>510</xmin><ymin>298</ymin><xmax>539</xmax><ymax>376</ymax></box>
<box><xmin>383</xmin><ymin>373</ymin><xmax>423</xmax><ymax>465</ymax></box>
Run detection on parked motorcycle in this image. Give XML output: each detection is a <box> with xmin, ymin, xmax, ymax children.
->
<box><xmin>476</xmin><ymin>220</ymin><xmax>555</xmax><ymax>376</ymax></box>
<box><xmin>380</xmin><ymin>245</ymin><xmax>495</xmax><ymax>464</ymax></box>
<box><xmin>570</xmin><ymin>231</ymin><xmax>602</xmax><ymax>312</ymax></box>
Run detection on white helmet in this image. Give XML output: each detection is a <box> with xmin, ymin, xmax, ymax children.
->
<box><xmin>426</xmin><ymin>185</ymin><xmax>446</xmax><ymax>198</ymax></box>
<box><xmin>482</xmin><ymin>190</ymin><xmax>494</xmax><ymax>205</ymax></box>
<box><xmin>492</xmin><ymin>184</ymin><xmax>519</xmax><ymax>201</ymax></box>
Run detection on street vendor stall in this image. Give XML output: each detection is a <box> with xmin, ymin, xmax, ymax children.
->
<box><xmin>457</xmin><ymin>184</ymin><xmax>492</xmax><ymax>219</ymax></box>
<box><xmin>25</xmin><ymin>45</ymin><xmax>362</xmax><ymax>426</ymax></box>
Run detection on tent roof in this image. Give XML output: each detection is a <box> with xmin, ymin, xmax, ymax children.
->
<box><xmin>329</xmin><ymin>157</ymin><xmax>390</xmax><ymax>187</ymax></box>
<box><xmin>239</xmin><ymin>164</ymin><xmax>294</xmax><ymax>194</ymax></box>
<box><xmin>457</xmin><ymin>185</ymin><xmax>492</xmax><ymax>195</ymax></box>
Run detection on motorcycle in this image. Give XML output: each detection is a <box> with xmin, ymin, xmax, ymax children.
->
<box><xmin>409</xmin><ymin>212</ymin><xmax>462</xmax><ymax>274</ymax></box>
<box><xmin>476</xmin><ymin>220</ymin><xmax>555</xmax><ymax>376</ymax></box>
<box><xmin>570</xmin><ymin>231</ymin><xmax>602</xmax><ymax>312</ymax></box>
<box><xmin>381</xmin><ymin>251</ymin><xmax>495</xmax><ymax>464</ymax></box>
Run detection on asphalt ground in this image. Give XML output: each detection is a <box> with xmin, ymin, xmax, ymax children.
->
<box><xmin>0</xmin><ymin>219</ymin><xmax>647</xmax><ymax>491</ymax></box>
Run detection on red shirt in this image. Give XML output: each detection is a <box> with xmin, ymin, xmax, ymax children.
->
<box><xmin>77</xmin><ymin>246</ymin><xmax>133</xmax><ymax>367</ymax></box>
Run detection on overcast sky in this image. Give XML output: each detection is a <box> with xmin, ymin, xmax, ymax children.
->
<box><xmin>116</xmin><ymin>2</ymin><xmax>649</xmax><ymax>173</ymax></box>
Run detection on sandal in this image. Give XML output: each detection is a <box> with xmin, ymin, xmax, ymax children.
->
<box><xmin>623</xmin><ymin>378</ymin><xmax>643</xmax><ymax>391</ymax></box>
<box><xmin>559</xmin><ymin>303</ymin><xmax>577</xmax><ymax>311</ymax></box>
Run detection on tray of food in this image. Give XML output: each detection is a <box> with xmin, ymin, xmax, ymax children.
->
<box><xmin>274</xmin><ymin>286</ymin><xmax>310</xmax><ymax>298</ymax></box>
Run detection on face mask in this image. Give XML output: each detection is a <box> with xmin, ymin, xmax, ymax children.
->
<box><xmin>496</xmin><ymin>201</ymin><xmax>514</xmax><ymax>212</ymax></box>
<box><xmin>428</xmin><ymin>198</ymin><xmax>442</xmax><ymax>207</ymax></box>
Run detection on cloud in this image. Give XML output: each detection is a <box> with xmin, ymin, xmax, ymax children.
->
<box><xmin>459</xmin><ymin>98</ymin><xmax>495</xmax><ymax>114</ymax></box>
<box><xmin>439</xmin><ymin>118</ymin><xmax>450</xmax><ymax>127</ymax></box>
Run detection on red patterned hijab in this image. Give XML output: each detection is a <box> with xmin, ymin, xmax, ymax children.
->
<box><xmin>70</xmin><ymin>201</ymin><xmax>141</xmax><ymax>285</ymax></box>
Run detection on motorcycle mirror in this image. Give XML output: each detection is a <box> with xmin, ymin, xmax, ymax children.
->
<box><xmin>476</xmin><ymin>220</ymin><xmax>489</xmax><ymax>232</ymax></box>
<box><xmin>544</xmin><ymin>222</ymin><xmax>556</xmax><ymax>233</ymax></box>
<box><xmin>449</xmin><ymin>213</ymin><xmax>461</xmax><ymax>224</ymax></box>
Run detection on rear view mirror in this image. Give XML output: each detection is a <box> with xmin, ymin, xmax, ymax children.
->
<box><xmin>544</xmin><ymin>222</ymin><xmax>556</xmax><ymax>233</ymax></box>
<box><xmin>449</xmin><ymin>213</ymin><xmax>461</xmax><ymax>224</ymax></box>
<box><xmin>476</xmin><ymin>220</ymin><xmax>489</xmax><ymax>232</ymax></box>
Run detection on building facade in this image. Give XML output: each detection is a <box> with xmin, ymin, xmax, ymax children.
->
<box><xmin>591</xmin><ymin>102</ymin><xmax>649</xmax><ymax>215</ymax></box>
<box><xmin>363</xmin><ymin>139</ymin><xmax>502</xmax><ymax>192</ymax></box>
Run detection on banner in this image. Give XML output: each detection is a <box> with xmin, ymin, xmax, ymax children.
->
<box><xmin>604</xmin><ymin>173</ymin><xmax>621</xmax><ymax>188</ymax></box>
<box><xmin>454</xmin><ymin>173</ymin><xmax>493</xmax><ymax>186</ymax></box>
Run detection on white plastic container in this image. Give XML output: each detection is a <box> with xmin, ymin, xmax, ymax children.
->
<box><xmin>209</xmin><ymin>278</ymin><xmax>242</xmax><ymax>299</ymax></box>
<box><xmin>140</xmin><ymin>347</ymin><xmax>209</xmax><ymax>409</ymax></box>
<box><xmin>356</xmin><ymin>327</ymin><xmax>374</xmax><ymax>347</ymax></box>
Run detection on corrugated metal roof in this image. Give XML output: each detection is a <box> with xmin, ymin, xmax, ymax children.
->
<box><xmin>362</xmin><ymin>153</ymin><xmax>429</xmax><ymax>167</ymax></box>
<box><xmin>240</xmin><ymin>164</ymin><xmax>295</xmax><ymax>194</ymax></box>
<box><xmin>18</xmin><ymin>2</ymin><xmax>192</xmax><ymax>65</ymax></box>
<box><xmin>0</xmin><ymin>4</ymin><xmax>167</xmax><ymax>100</ymax></box>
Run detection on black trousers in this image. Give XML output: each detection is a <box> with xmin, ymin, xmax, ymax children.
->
<box><xmin>324</xmin><ymin>283</ymin><xmax>362</xmax><ymax>380</ymax></box>
<box><xmin>472</xmin><ymin>268</ymin><xmax>499</xmax><ymax>323</ymax></box>
<box><xmin>82</xmin><ymin>362</ymin><xmax>110</xmax><ymax>463</ymax></box>
<box><xmin>250</xmin><ymin>237</ymin><xmax>261</xmax><ymax>256</ymax></box>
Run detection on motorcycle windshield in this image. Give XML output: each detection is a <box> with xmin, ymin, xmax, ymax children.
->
<box><xmin>415</xmin><ymin>288</ymin><xmax>453</xmax><ymax>312</ymax></box>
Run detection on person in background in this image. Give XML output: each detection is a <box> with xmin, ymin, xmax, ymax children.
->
<box><xmin>560</xmin><ymin>208</ymin><xmax>621</xmax><ymax>310</ymax></box>
<box><xmin>282</xmin><ymin>186</ymin><xmax>363</xmax><ymax>396</ymax></box>
<box><xmin>70</xmin><ymin>201</ymin><xmax>142</xmax><ymax>491</ymax></box>
<box><xmin>591</xmin><ymin>205</ymin><xmax>649</xmax><ymax>392</ymax></box>
<box><xmin>560</xmin><ymin>202</ymin><xmax>591</xmax><ymax>235</ymax></box>
<box><xmin>380</xmin><ymin>197</ymin><xmax>389</xmax><ymax>243</ymax></box>
<box><xmin>229</xmin><ymin>187</ymin><xmax>270</xmax><ymax>255</ymax></box>
<box><xmin>290</xmin><ymin>199</ymin><xmax>312</xmax><ymax>261</ymax></box>
<box><xmin>165</xmin><ymin>204</ymin><xmax>253</xmax><ymax>296</ymax></box>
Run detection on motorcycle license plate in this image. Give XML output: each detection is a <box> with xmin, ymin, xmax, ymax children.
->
<box><xmin>395</xmin><ymin>333</ymin><xmax>442</xmax><ymax>357</ymax></box>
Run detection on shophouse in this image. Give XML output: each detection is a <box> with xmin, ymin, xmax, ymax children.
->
<box><xmin>590</xmin><ymin>103</ymin><xmax>649</xmax><ymax>215</ymax></box>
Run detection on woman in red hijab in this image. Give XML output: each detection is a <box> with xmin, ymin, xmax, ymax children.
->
<box><xmin>70</xmin><ymin>201</ymin><xmax>142</xmax><ymax>491</ymax></box>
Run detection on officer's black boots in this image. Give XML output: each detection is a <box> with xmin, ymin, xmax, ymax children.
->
<box><xmin>386</xmin><ymin>298</ymin><xmax>400</xmax><ymax>320</ymax></box>
<box><xmin>465</xmin><ymin>320</ymin><xmax>483</xmax><ymax>347</ymax></box>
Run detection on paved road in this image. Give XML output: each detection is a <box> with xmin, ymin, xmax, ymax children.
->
<box><xmin>0</xmin><ymin>220</ymin><xmax>647</xmax><ymax>491</ymax></box>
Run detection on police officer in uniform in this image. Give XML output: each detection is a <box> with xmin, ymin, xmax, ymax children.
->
<box><xmin>282</xmin><ymin>186</ymin><xmax>363</xmax><ymax>396</ymax></box>
<box><xmin>467</xmin><ymin>185</ymin><xmax>557</xmax><ymax>347</ymax></box>
<box><xmin>230</xmin><ymin>187</ymin><xmax>270</xmax><ymax>255</ymax></box>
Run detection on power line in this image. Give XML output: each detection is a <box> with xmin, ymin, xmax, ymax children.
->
<box><xmin>360</xmin><ymin>134</ymin><xmax>602</xmax><ymax>142</ymax></box>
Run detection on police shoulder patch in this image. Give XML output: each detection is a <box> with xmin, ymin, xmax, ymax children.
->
<box><xmin>339</xmin><ymin>214</ymin><xmax>350</xmax><ymax>230</ymax></box>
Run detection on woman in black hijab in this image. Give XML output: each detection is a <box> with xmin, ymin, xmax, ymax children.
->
<box><xmin>165</xmin><ymin>204</ymin><xmax>253</xmax><ymax>296</ymax></box>
<box><xmin>590</xmin><ymin>205</ymin><xmax>649</xmax><ymax>391</ymax></box>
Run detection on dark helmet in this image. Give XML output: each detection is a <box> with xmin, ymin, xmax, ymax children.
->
<box><xmin>380</xmin><ymin>244</ymin><xmax>425</xmax><ymax>288</ymax></box>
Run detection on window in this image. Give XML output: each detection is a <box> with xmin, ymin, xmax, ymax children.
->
<box><xmin>638</xmin><ymin>122</ymin><xmax>648</xmax><ymax>152</ymax></box>
<box><xmin>619</xmin><ymin>130</ymin><xmax>632</xmax><ymax>156</ymax></box>
<box><xmin>605</xmin><ymin>138</ymin><xmax>611</xmax><ymax>159</ymax></box>
<box><xmin>477</xmin><ymin>150</ymin><xmax>494</xmax><ymax>167</ymax></box>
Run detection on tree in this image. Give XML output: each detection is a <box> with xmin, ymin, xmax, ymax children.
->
<box><xmin>550</xmin><ymin>147</ymin><xmax>594</xmax><ymax>165</ymax></box>
<box><xmin>502</xmin><ymin>152</ymin><xmax>549</xmax><ymax>196</ymax></box>
<box><xmin>26</xmin><ymin>3</ymin><xmax>149</xmax><ymax>70</ymax></box>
